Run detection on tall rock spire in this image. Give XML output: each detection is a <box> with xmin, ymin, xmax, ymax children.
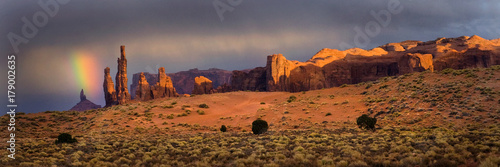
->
<box><xmin>80</xmin><ymin>89</ymin><xmax>87</xmax><ymax>101</ymax></box>
<box><xmin>115</xmin><ymin>45</ymin><xmax>131</xmax><ymax>104</ymax></box>
<box><xmin>103</xmin><ymin>67</ymin><xmax>117</xmax><ymax>106</ymax></box>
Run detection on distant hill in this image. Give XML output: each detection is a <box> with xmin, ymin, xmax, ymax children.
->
<box><xmin>69</xmin><ymin>89</ymin><xmax>101</xmax><ymax>111</ymax></box>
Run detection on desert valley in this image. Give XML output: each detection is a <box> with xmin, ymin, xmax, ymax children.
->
<box><xmin>1</xmin><ymin>35</ymin><xmax>500</xmax><ymax>166</ymax></box>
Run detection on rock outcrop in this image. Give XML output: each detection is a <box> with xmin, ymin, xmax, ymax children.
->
<box><xmin>230</xmin><ymin>35</ymin><xmax>500</xmax><ymax>92</ymax></box>
<box><xmin>130</xmin><ymin>68</ymin><xmax>232</xmax><ymax>96</ymax></box>
<box><xmin>70</xmin><ymin>89</ymin><xmax>101</xmax><ymax>111</ymax></box>
<box><xmin>134</xmin><ymin>72</ymin><xmax>152</xmax><ymax>101</ymax></box>
<box><xmin>133</xmin><ymin>68</ymin><xmax>179</xmax><ymax>100</ymax></box>
<box><xmin>103</xmin><ymin>67</ymin><xmax>117</xmax><ymax>107</ymax></box>
<box><xmin>151</xmin><ymin>67</ymin><xmax>178</xmax><ymax>98</ymax></box>
<box><xmin>266</xmin><ymin>54</ymin><xmax>297</xmax><ymax>91</ymax></box>
<box><xmin>216</xmin><ymin>83</ymin><xmax>232</xmax><ymax>93</ymax></box>
<box><xmin>192</xmin><ymin>76</ymin><xmax>214</xmax><ymax>95</ymax></box>
<box><xmin>115</xmin><ymin>46</ymin><xmax>131</xmax><ymax>104</ymax></box>
<box><xmin>130</xmin><ymin>72</ymin><xmax>157</xmax><ymax>98</ymax></box>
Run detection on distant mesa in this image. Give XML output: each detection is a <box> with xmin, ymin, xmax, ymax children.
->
<box><xmin>69</xmin><ymin>89</ymin><xmax>101</xmax><ymax>111</ymax></box>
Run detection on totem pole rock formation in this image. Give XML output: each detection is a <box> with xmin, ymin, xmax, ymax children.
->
<box><xmin>115</xmin><ymin>45</ymin><xmax>131</xmax><ymax>104</ymax></box>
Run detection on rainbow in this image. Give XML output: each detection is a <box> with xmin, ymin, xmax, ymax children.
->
<box><xmin>70</xmin><ymin>51</ymin><xmax>101</xmax><ymax>100</ymax></box>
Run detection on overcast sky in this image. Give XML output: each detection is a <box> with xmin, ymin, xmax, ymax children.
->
<box><xmin>1</xmin><ymin>0</ymin><xmax>499</xmax><ymax>113</ymax></box>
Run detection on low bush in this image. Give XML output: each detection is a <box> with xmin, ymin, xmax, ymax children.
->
<box><xmin>356</xmin><ymin>114</ymin><xmax>377</xmax><ymax>130</ymax></box>
<box><xmin>220</xmin><ymin>125</ymin><xmax>227</xmax><ymax>132</ymax></box>
<box><xmin>252</xmin><ymin>119</ymin><xmax>268</xmax><ymax>134</ymax></box>
<box><xmin>55</xmin><ymin>133</ymin><xmax>77</xmax><ymax>144</ymax></box>
<box><xmin>199</xmin><ymin>104</ymin><xmax>209</xmax><ymax>108</ymax></box>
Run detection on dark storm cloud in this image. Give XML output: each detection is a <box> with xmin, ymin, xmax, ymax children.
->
<box><xmin>1</xmin><ymin>0</ymin><xmax>499</xmax><ymax>113</ymax></box>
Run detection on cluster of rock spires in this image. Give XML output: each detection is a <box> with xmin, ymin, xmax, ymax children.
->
<box><xmin>69</xmin><ymin>89</ymin><xmax>101</xmax><ymax>111</ymax></box>
<box><xmin>130</xmin><ymin>68</ymin><xmax>232</xmax><ymax>97</ymax></box>
<box><xmin>104</xmin><ymin>46</ymin><xmax>179</xmax><ymax>107</ymax></box>
<box><xmin>105</xmin><ymin>35</ymin><xmax>500</xmax><ymax>107</ymax></box>
<box><xmin>135</xmin><ymin>67</ymin><xmax>179</xmax><ymax>101</ymax></box>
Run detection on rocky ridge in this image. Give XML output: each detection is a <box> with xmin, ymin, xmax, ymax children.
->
<box><xmin>231</xmin><ymin>35</ymin><xmax>500</xmax><ymax>92</ymax></box>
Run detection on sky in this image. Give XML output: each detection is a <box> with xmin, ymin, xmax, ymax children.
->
<box><xmin>1</xmin><ymin>0</ymin><xmax>499</xmax><ymax>113</ymax></box>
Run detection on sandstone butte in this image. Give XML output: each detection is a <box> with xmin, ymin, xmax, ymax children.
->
<box><xmin>109</xmin><ymin>35</ymin><xmax>500</xmax><ymax>106</ymax></box>
<box><xmin>192</xmin><ymin>76</ymin><xmax>215</xmax><ymax>95</ymax></box>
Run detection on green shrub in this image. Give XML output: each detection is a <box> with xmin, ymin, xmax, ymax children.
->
<box><xmin>55</xmin><ymin>133</ymin><xmax>77</xmax><ymax>144</ymax></box>
<box><xmin>197</xmin><ymin>110</ymin><xmax>205</xmax><ymax>115</ymax></box>
<box><xmin>441</xmin><ymin>68</ymin><xmax>455</xmax><ymax>74</ymax></box>
<box><xmin>325</xmin><ymin>112</ymin><xmax>332</xmax><ymax>116</ymax></box>
<box><xmin>379</xmin><ymin>85</ymin><xmax>389</xmax><ymax>89</ymax></box>
<box><xmin>199</xmin><ymin>103</ymin><xmax>209</xmax><ymax>108</ymax></box>
<box><xmin>365</xmin><ymin>83</ymin><xmax>372</xmax><ymax>89</ymax></box>
<box><xmin>220</xmin><ymin>125</ymin><xmax>227</xmax><ymax>132</ymax></box>
<box><xmin>162</xmin><ymin>105</ymin><xmax>174</xmax><ymax>109</ymax></box>
<box><xmin>287</xmin><ymin>95</ymin><xmax>297</xmax><ymax>103</ymax></box>
<box><xmin>252</xmin><ymin>119</ymin><xmax>268</xmax><ymax>134</ymax></box>
<box><xmin>356</xmin><ymin>114</ymin><xmax>377</xmax><ymax>130</ymax></box>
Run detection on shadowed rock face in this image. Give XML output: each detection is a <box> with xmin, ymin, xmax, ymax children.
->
<box><xmin>215</xmin><ymin>83</ymin><xmax>231</xmax><ymax>93</ymax></box>
<box><xmin>230</xmin><ymin>35</ymin><xmax>500</xmax><ymax>92</ymax></box>
<box><xmin>115</xmin><ymin>45</ymin><xmax>131</xmax><ymax>104</ymax></box>
<box><xmin>103</xmin><ymin>67</ymin><xmax>117</xmax><ymax>107</ymax></box>
<box><xmin>80</xmin><ymin>89</ymin><xmax>86</xmax><ymax>101</ymax></box>
<box><xmin>231</xmin><ymin>67</ymin><xmax>267</xmax><ymax>92</ymax></box>
<box><xmin>192</xmin><ymin>76</ymin><xmax>214</xmax><ymax>95</ymax></box>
